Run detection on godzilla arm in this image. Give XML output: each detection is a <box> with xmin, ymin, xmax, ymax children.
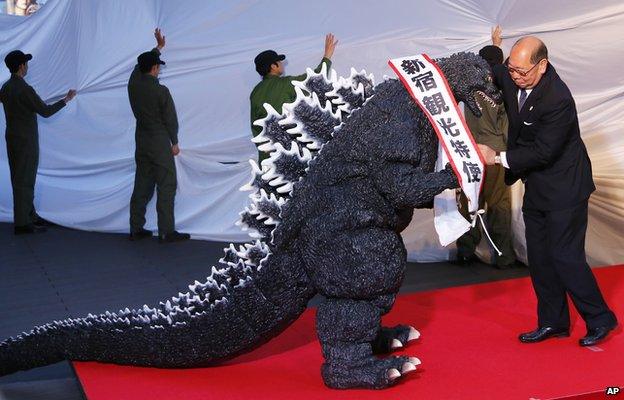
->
<box><xmin>373</xmin><ymin>162</ymin><xmax>459</xmax><ymax>209</ymax></box>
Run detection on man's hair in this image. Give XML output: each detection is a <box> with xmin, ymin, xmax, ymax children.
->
<box><xmin>139</xmin><ymin>64</ymin><xmax>155</xmax><ymax>74</ymax></box>
<box><xmin>257</xmin><ymin>62</ymin><xmax>277</xmax><ymax>77</ymax></box>
<box><xmin>532</xmin><ymin>42</ymin><xmax>548</xmax><ymax>64</ymax></box>
<box><xmin>513</xmin><ymin>37</ymin><xmax>549</xmax><ymax>64</ymax></box>
<box><xmin>8</xmin><ymin>64</ymin><xmax>22</xmax><ymax>74</ymax></box>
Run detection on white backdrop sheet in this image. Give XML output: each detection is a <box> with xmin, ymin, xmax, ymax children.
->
<box><xmin>1</xmin><ymin>0</ymin><xmax>622</xmax><ymax>265</ymax></box>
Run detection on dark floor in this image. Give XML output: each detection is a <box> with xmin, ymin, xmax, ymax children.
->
<box><xmin>0</xmin><ymin>222</ymin><xmax>529</xmax><ymax>400</ymax></box>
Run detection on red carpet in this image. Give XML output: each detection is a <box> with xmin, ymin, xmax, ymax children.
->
<box><xmin>74</xmin><ymin>265</ymin><xmax>624</xmax><ymax>400</ymax></box>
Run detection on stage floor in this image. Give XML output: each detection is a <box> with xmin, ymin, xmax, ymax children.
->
<box><xmin>1</xmin><ymin>222</ymin><xmax>616</xmax><ymax>399</ymax></box>
<box><xmin>73</xmin><ymin>266</ymin><xmax>623</xmax><ymax>400</ymax></box>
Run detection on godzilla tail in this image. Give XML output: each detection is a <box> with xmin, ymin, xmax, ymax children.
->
<box><xmin>0</xmin><ymin>247</ymin><xmax>315</xmax><ymax>375</ymax></box>
<box><xmin>0</xmin><ymin>65</ymin><xmax>376</xmax><ymax>376</ymax></box>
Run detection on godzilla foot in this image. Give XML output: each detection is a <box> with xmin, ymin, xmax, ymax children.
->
<box><xmin>371</xmin><ymin>325</ymin><xmax>420</xmax><ymax>354</ymax></box>
<box><xmin>321</xmin><ymin>355</ymin><xmax>421</xmax><ymax>389</ymax></box>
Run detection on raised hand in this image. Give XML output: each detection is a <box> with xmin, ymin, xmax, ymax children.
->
<box><xmin>492</xmin><ymin>25</ymin><xmax>502</xmax><ymax>47</ymax></box>
<box><xmin>155</xmin><ymin>28</ymin><xmax>166</xmax><ymax>50</ymax></box>
<box><xmin>64</xmin><ymin>89</ymin><xmax>77</xmax><ymax>103</ymax></box>
<box><xmin>323</xmin><ymin>33</ymin><xmax>338</xmax><ymax>59</ymax></box>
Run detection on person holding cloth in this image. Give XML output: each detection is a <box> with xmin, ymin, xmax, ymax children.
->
<box><xmin>1</xmin><ymin>50</ymin><xmax>76</xmax><ymax>234</ymax></box>
<box><xmin>456</xmin><ymin>26</ymin><xmax>517</xmax><ymax>269</ymax></box>
<box><xmin>250</xmin><ymin>33</ymin><xmax>338</xmax><ymax>162</ymax></box>
<box><xmin>478</xmin><ymin>28</ymin><xmax>617</xmax><ymax>346</ymax></box>
<box><xmin>127</xmin><ymin>28</ymin><xmax>189</xmax><ymax>243</ymax></box>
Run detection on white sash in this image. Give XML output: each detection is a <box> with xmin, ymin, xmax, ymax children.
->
<box><xmin>389</xmin><ymin>54</ymin><xmax>485</xmax><ymax>211</ymax></box>
<box><xmin>389</xmin><ymin>54</ymin><xmax>499</xmax><ymax>250</ymax></box>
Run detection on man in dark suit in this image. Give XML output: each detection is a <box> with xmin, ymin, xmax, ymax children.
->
<box><xmin>478</xmin><ymin>34</ymin><xmax>617</xmax><ymax>346</ymax></box>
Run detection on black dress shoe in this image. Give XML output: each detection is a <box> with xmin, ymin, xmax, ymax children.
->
<box><xmin>34</xmin><ymin>216</ymin><xmax>57</xmax><ymax>227</ymax></box>
<box><xmin>494</xmin><ymin>262</ymin><xmax>513</xmax><ymax>270</ymax></box>
<box><xmin>158</xmin><ymin>231</ymin><xmax>190</xmax><ymax>243</ymax></box>
<box><xmin>129</xmin><ymin>228</ymin><xmax>152</xmax><ymax>241</ymax></box>
<box><xmin>519</xmin><ymin>326</ymin><xmax>570</xmax><ymax>343</ymax></box>
<box><xmin>453</xmin><ymin>253</ymin><xmax>479</xmax><ymax>266</ymax></box>
<box><xmin>14</xmin><ymin>224</ymin><xmax>47</xmax><ymax>235</ymax></box>
<box><xmin>495</xmin><ymin>260</ymin><xmax>525</xmax><ymax>270</ymax></box>
<box><xmin>579</xmin><ymin>323</ymin><xmax>617</xmax><ymax>347</ymax></box>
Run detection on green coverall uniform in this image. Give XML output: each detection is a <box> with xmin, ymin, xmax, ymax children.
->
<box><xmin>457</xmin><ymin>96</ymin><xmax>516</xmax><ymax>266</ymax></box>
<box><xmin>249</xmin><ymin>57</ymin><xmax>331</xmax><ymax>163</ymax></box>
<box><xmin>0</xmin><ymin>75</ymin><xmax>65</xmax><ymax>227</ymax></box>
<box><xmin>127</xmin><ymin>48</ymin><xmax>179</xmax><ymax>236</ymax></box>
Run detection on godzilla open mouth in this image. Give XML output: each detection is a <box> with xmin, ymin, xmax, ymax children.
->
<box><xmin>474</xmin><ymin>91</ymin><xmax>497</xmax><ymax>111</ymax></box>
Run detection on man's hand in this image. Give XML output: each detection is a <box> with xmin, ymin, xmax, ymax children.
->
<box><xmin>63</xmin><ymin>89</ymin><xmax>77</xmax><ymax>103</ymax></box>
<box><xmin>172</xmin><ymin>144</ymin><xmax>180</xmax><ymax>156</ymax></box>
<box><xmin>323</xmin><ymin>33</ymin><xmax>338</xmax><ymax>59</ymax></box>
<box><xmin>492</xmin><ymin>25</ymin><xmax>502</xmax><ymax>47</ymax></box>
<box><xmin>478</xmin><ymin>144</ymin><xmax>496</xmax><ymax>165</ymax></box>
<box><xmin>155</xmin><ymin>28</ymin><xmax>166</xmax><ymax>51</ymax></box>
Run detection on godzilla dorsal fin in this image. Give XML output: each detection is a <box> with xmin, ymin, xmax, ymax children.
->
<box><xmin>219</xmin><ymin>243</ymin><xmax>242</xmax><ymax>266</ymax></box>
<box><xmin>260</xmin><ymin>142</ymin><xmax>312</xmax><ymax>195</ymax></box>
<box><xmin>236</xmin><ymin>240</ymin><xmax>271</xmax><ymax>269</ymax></box>
<box><xmin>282</xmin><ymin>87</ymin><xmax>342</xmax><ymax>151</ymax></box>
<box><xmin>236</xmin><ymin>206</ymin><xmax>274</xmax><ymax>240</ymax></box>
<box><xmin>328</xmin><ymin>68</ymin><xmax>375</xmax><ymax>114</ymax></box>
<box><xmin>252</xmin><ymin>103</ymin><xmax>297</xmax><ymax>153</ymax></box>
<box><xmin>236</xmin><ymin>65</ymin><xmax>375</xmax><ymax>256</ymax></box>
<box><xmin>249</xmin><ymin>189</ymin><xmax>286</xmax><ymax>225</ymax></box>
<box><xmin>291</xmin><ymin>63</ymin><xmax>336</xmax><ymax>106</ymax></box>
<box><xmin>348</xmin><ymin>67</ymin><xmax>375</xmax><ymax>99</ymax></box>
<box><xmin>240</xmin><ymin>159</ymin><xmax>283</xmax><ymax>198</ymax></box>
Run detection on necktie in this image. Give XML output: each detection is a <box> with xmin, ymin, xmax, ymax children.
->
<box><xmin>518</xmin><ymin>89</ymin><xmax>527</xmax><ymax>111</ymax></box>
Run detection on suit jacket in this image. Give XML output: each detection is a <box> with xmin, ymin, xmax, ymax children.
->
<box><xmin>492</xmin><ymin>63</ymin><xmax>595</xmax><ymax>211</ymax></box>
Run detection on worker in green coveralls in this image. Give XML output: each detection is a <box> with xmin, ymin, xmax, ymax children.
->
<box><xmin>456</xmin><ymin>26</ymin><xmax>517</xmax><ymax>268</ymax></box>
<box><xmin>1</xmin><ymin>50</ymin><xmax>76</xmax><ymax>235</ymax></box>
<box><xmin>127</xmin><ymin>28</ymin><xmax>190</xmax><ymax>243</ymax></box>
<box><xmin>250</xmin><ymin>33</ymin><xmax>338</xmax><ymax>162</ymax></box>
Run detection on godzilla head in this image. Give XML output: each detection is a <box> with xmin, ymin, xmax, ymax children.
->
<box><xmin>435</xmin><ymin>52</ymin><xmax>502</xmax><ymax>117</ymax></box>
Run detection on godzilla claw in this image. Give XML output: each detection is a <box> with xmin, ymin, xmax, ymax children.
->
<box><xmin>409</xmin><ymin>356</ymin><xmax>421</xmax><ymax>366</ymax></box>
<box><xmin>401</xmin><ymin>361</ymin><xmax>417</xmax><ymax>374</ymax></box>
<box><xmin>372</xmin><ymin>325</ymin><xmax>419</xmax><ymax>354</ymax></box>
<box><xmin>387</xmin><ymin>368</ymin><xmax>401</xmax><ymax>381</ymax></box>
<box><xmin>322</xmin><ymin>355</ymin><xmax>420</xmax><ymax>389</ymax></box>
<box><xmin>408</xmin><ymin>326</ymin><xmax>421</xmax><ymax>342</ymax></box>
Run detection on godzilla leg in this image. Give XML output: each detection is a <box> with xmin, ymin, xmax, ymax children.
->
<box><xmin>317</xmin><ymin>298</ymin><xmax>419</xmax><ymax>389</ymax></box>
<box><xmin>369</xmin><ymin>294</ymin><xmax>421</xmax><ymax>354</ymax></box>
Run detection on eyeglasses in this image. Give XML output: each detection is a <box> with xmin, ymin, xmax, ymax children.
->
<box><xmin>505</xmin><ymin>59</ymin><xmax>544</xmax><ymax>77</ymax></box>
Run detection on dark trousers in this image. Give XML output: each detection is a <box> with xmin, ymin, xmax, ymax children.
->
<box><xmin>6</xmin><ymin>135</ymin><xmax>38</xmax><ymax>227</ymax></box>
<box><xmin>129</xmin><ymin>150</ymin><xmax>176</xmax><ymax>236</ymax></box>
<box><xmin>523</xmin><ymin>200</ymin><xmax>616</xmax><ymax>330</ymax></box>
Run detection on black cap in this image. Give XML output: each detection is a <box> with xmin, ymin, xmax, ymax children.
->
<box><xmin>4</xmin><ymin>50</ymin><xmax>33</xmax><ymax>71</ymax></box>
<box><xmin>479</xmin><ymin>45</ymin><xmax>503</xmax><ymax>68</ymax></box>
<box><xmin>137</xmin><ymin>51</ymin><xmax>165</xmax><ymax>71</ymax></box>
<box><xmin>254</xmin><ymin>50</ymin><xmax>285</xmax><ymax>76</ymax></box>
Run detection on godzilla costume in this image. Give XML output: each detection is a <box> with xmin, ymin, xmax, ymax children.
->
<box><xmin>0</xmin><ymin>52</ymin><xmax>501</xmax><ymax>389</ymax></box>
